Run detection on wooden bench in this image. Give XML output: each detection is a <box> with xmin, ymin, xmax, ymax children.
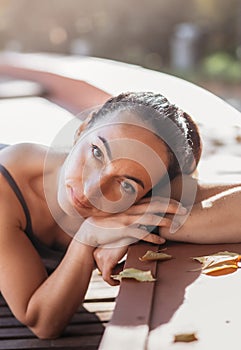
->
<box><xmin>100</xmin><ymin>241</ymin><xmax>241</xmax><ymax>350</ymax></box>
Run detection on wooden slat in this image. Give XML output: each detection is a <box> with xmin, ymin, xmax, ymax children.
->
<box><xmin>0</xmin><ymin>322</ymin><xmax>105</xmax><ymax>340</ymax></box>
<box><xmin>147</xmin><ymin>242</ymin><xmax>241</xmax><ymax>350</ymax></box>
<box><xmin>100</xmin><ymin>242</ymin><xmax>159</xmax><ymax>350</ymax></box>
<box><xmin>0</xmin><ymin>311</ymin><xmax>112</xmax><ymax>328</ymax></box>
<box><xmin>0</xmin><ymin>317</ymin><xmax>22</xmax><ymax>327</ymax></box>
<box><xmin>0</xmin><ymin>335</ymin><xmax>102</xmax><ymax>349</ymax></box>
<box><xmin>83</xmin><ymin>269</ymin><xmax>119</xmax><ymax>302</ymax></box>
<box><xmin>0</xmin><ymin>306</ymin><xmax>13</xmax><ymax>317</ymax></box>
<box><xmin>69</xmin><ymin>311</ymin><xmax>113</xmax><ymax>324</ymax></box>
<box><xmin>83</xmin><ymin>302</ymin><xmax>116</xmax><ymax>313</ymax></box>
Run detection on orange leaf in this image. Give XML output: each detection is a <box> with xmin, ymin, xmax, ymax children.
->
<box><xmin>193</xmin><ymin>251</ymin><xmax>241</xmax><ymax>276</ymax></box>
<box><xmin>203</xmin><ymin>263</ymin><xmax>238</xmax><ymax>276</ymax></box>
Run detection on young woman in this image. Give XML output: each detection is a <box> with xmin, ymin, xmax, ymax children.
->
<box><xmin>0</xmin><ymin>90</ymin><xmax>240</xmax><ymax>340</ymax></box>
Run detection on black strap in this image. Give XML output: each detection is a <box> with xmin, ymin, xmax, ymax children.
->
<box><xmin>0</xmin><ymin>164</ymin><xmax>33</xmax><ymax>236</ymax></box>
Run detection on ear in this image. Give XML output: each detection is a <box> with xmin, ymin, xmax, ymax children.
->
<box><xmin>74</xmin><ymin>113</ymin><xmax>95</xmax><ymax>144</ymax></box>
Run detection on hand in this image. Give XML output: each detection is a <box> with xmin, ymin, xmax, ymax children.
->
<box><xmin>74</xmin><ymin>196</ymin><xmax>187</xmax><ymax>247</ymax></box>
<box><xmin>94</xmin><ymin>244</ymin><xmax>128</xmax><ymax>286</ymax></box>
<box><xmin>124</xmin><ymin>195</ymin><xmax>187</xmax><ymax>216</ymax></box>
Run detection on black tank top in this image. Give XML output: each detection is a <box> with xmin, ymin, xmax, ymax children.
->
<box><xmin>0</xmin><ymin>164</ymin><xmax>34</xmax><ymax>238</ymax></box>
<box><xmin>0</xmin><ymin>145</ymin><xmax>64</xmax><ymax>268</ymax></box>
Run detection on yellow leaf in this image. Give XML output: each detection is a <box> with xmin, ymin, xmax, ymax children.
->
<box><xmin>111</xmin><ymin>268</ymin><xmax>156</xmax><ymax>282</ymax></box>
<box><xmin>193</xmin><ymin>251</ymin><xmax>241</xmax><ymax>276</ymax></box>
<box><xmin>139</xmin><ymin>250</ymin><xmax>172</xmax><ymax>262</ymax></box>
<box><xmin>174</xmin><ymin>332</ymin><xmax>198</xmax><ymax>343</ymax></box>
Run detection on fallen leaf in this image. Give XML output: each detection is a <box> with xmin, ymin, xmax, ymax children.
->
<box><xmin>139</xmin><ymin>250</ymin><xmax>172</xmax><ymax>262</ymax></box>
<box><xmin>174</xmin><ymin>332</ymin><xmax>198</xmax><ymax>343</ymax></box>
<box><xmin>111</xmin><ymin>268</ymin><xmax>156</xmax><ymax>282</ymax></box>
<box><xmin>193</xmin><ymin>251</ymin><xmax>241</xmax><ymax>276</ymax></box>
<box><xmin>202</xmin><ymin>264</ymin><xmax>238</xmax><ymax>276</ymax></box>
<box><xmin>236</xmin><ymin>135</ymin><xmax>241</xmax><ymax>143</ymax></box>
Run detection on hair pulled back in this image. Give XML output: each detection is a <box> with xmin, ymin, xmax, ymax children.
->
<box><xmin>80</xmin><ymin>92</ymin><xmax>202</xmax><ymax>180</ymax></box>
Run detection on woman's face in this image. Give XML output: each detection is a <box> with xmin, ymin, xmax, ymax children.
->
<box><xmin>58</xmin><ymin>115</ymin><xmax>169</xmax><ymax>218</ymax></box>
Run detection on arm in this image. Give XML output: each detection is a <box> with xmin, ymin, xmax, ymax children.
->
<box><xmin>0</xmin><ymin>219</ymin><xmax>95</xmax><ymax>339</ymax></box>
<box><xmin>160</xmin><ymin>174</ymin><xmax>241</xmax><ymax>206</ymax></box>
<box><xmin>160</xmin><ymin>185</ymin><xmax>241</xmax><ymax>244</ymax></box>
<box><xmin>0</xmin><ymin>54</ymin><xmax>111</xmax><ymax>113</ymax></box>
<box><xmin>1</xmin><ymin>194</ymin><xmax>177</xmax><ymax>338</ymax></box>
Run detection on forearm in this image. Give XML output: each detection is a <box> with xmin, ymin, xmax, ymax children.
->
<box><xmin>26</xmin><ymin>240</ymin><xmax>95</xmax><ymax>339</ymax></box>
<box><xmin>160</xmin><ymin>174</ymin><xmax>241</xmax><ymax>206</ymax></box>
<box><xmin>195</xmin><ymin>182</ymin><xmax>241</xmax><ymax>203</ymax></box>
<box><xmin>162</xmin><ymin>186</ymin><xmax>241</xmax><ymax>244</ymax></box>
<box><xmin>0</xmin><ymin>54</ymin><xmax>111</xmax><ymax>113</ymax></box>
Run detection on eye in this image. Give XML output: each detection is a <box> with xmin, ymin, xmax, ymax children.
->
<box><xmin>91</xmin><ymin>144</ymin><xmax>103</xmax><ymax>161</ymax></box>
<box><xmin>120</xmin><ymin>180</ymin><xmax>136</xmax><ymax>194</ymax></box>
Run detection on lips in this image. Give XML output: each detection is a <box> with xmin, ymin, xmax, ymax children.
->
<box><xmin>69</xmin><ymin>186</ymin><xmax>92</xmax><ymax>210</ymax></box>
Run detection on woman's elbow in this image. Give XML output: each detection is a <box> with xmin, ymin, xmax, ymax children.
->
<box><xmin>29</xmin><ymin>324</ymin><xmax>63</xmax><ymax>339</ymax></box>
<box><xmin>21</xmin><ymin>305</ymin><xmax>65</xmax><ymax>339</ymax></box>
<box><xmin>22</xmin><ymin>314</ymin><xmax>64</xmax><ymax>339</ymax></box>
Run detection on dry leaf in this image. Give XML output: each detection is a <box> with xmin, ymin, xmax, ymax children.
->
<box><xmin>111</xmin><ymin>268</ymin><xmax>156</xmax><ymax>282</ymax></box>
<box><xmin>193</xmin><ymin>251</ymin><xmax>241</xmax><ymax>276</ymax></box>
<box><xmin>202</xmin><ymin>264</ymin><xmax>238</xmax><ymax>276</ymax></box>
<box><xmin>139</xmin><ymin>250</ymin><xmax>172</xmax><ymax>262</ymax></box>
<box><xmin>174</xmin><ymin>332</ymin><xmax>198</xmax><ymax>343</ymax></box>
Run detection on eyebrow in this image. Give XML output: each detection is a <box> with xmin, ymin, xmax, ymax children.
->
<box><xmin>122</xmin><ymin>175</ymin><xmax>145</xmax><ymax>189</ymax></box>
<box><xmin>98</xmin><ymin>136</ymin><xmax>112</xmax><ymax>160</ymax></box>
<box><xmin>98</xmin><ymin>135</ymin><xmax>145</xmax><ymax>189</ymax></box>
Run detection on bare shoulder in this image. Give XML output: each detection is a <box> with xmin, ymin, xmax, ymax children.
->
<box><xmin>0</xmin><ymin>143</ymin><xmax>48</xmax><ymax>165</ymax></box>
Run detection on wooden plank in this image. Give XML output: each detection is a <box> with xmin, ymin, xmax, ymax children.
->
<box><xmin>0</xmin><ymin>310</ymin><xmax>112</xmax><ymax>328</ymax></box>
<box><xmin>0</xmin><ymin>335</ymin><xmax>102</xmax><ymax>349</ymax></box>
<box><xmin>100</xmin><ymin>242</ymin><xmax>159</xmax><ymax>350</ymax></box>
<box><xmin>0</xmin><ymin>322</ymin><xmax>106</xmax><ymax>340</ymax></box>
<box><xmin>147</xmin><ymin>242</ymin><xmax>241</xmax><ymax>350</ymax></box>
<box><xmin>69</xmin><ymin>311</ymin><xmax>113</xmax><ymax>324</ymax></box>
<box><xmin>0</xmin><ymin>306</ymin><xmax>13</xmax><ymax>317</ymax></box>
<box><xmin>82</xmin><ymin>302</ymin><xmax>116</xmax><ymax>313</ymax></box>
<box><xmin>0</xmin><ymin>297</ymin><xmax>6</xmax><ymax>307</ymax></box>
<box><xmin>0</xmin><ymin>317</ymin><xmax>22</xmax><ymax>327</ymax></box>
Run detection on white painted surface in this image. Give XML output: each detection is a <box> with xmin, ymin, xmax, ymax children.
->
<box><xmin>0</xmin><ymin>53</ymin><xmax>240</xmax><ymax>182</ymax></box>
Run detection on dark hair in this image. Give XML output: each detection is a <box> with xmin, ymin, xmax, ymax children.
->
<box><xmin>82</xmin><ymin>92</ymin><xmax>202</xmax><ymax>181</ymax></box>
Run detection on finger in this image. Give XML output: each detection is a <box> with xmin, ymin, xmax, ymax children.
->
<box><xmin>126</xmin><ymin>199</ymin><xmax>187</xmax><ymax>216</ymax></box>
<box><xmin>124</xmin><ymin>227</ymin><xmax>165</xmax><ymax>244</ymax></box>
<box><xmin>99</xmin><ymin>237</ymin><xmax>137</xmax><ymax>248</ymax></box>
<box><xmin>140</xmin><ymin>232</ymin><xmax>166</xmax><ymax>244</ymax></box>
<box><xmin>128</xmin><ymin>214</ymin><xmax>173</xmax><ymax>228</ymax></box>
<box><xmin>138</xmin><ymin>196</ymin><xmax>181</xmax><ymax>206</ymax></box>
<box><xmin>102</xmin><ymin>265</ymin><xmax>120</xmax><ymax>286</ymax></box>
<box><xmin>137</xmin><ymin>195</ymin><xmax>163</xmax><ymax>204</ymax></box>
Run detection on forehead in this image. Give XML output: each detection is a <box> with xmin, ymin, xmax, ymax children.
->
<box><xmin>87</xmin><ymin>116</ymin><xmax>166</xmax><ymax>154</ymax></box>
